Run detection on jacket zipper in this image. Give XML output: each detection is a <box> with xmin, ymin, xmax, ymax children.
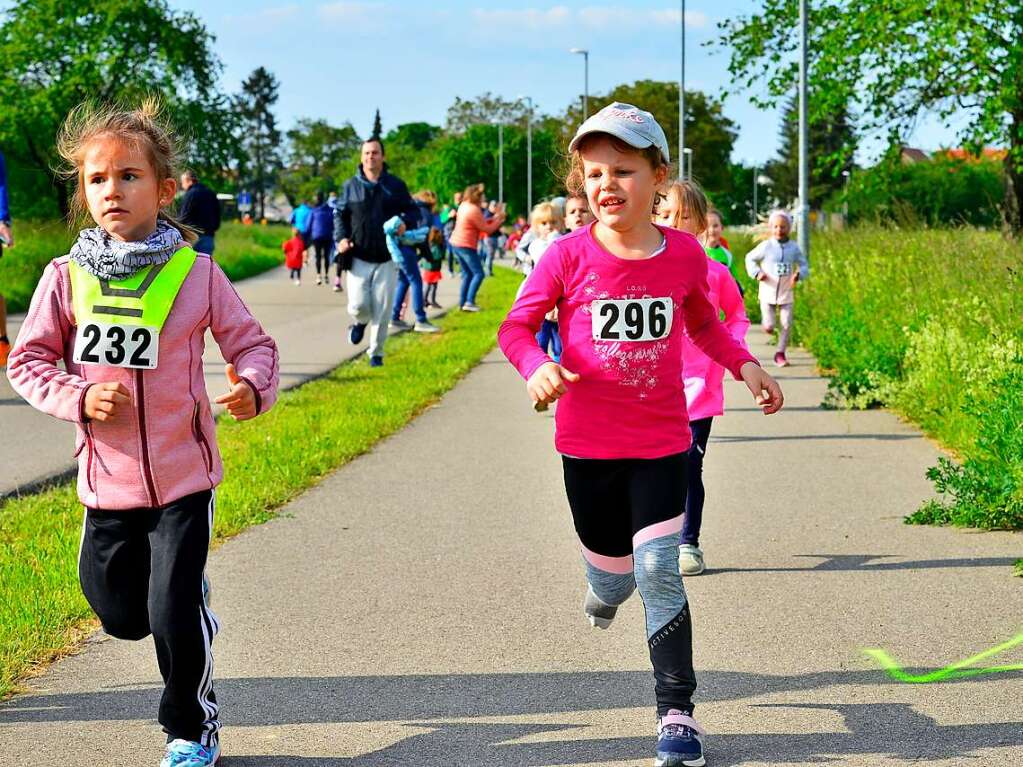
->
<box><xmin>192</xmin><ymin>404</ymin><xmax>213</xmax><ymax>474</ymax></box>
<box><xmin>136</xmin><ymin>369</ymin><xmax>158</xmax><ymax>507</ymax></box>
<box><xmin>84</xmin><ymin>425</ymin><xmax>96</xmax><ymax>494</ymax></box>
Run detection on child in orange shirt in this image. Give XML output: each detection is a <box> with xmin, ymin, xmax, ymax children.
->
<box><xmin>282</xmin><ymin>227</ymin><xmax>305</xmax><ymax>285</ymax></box>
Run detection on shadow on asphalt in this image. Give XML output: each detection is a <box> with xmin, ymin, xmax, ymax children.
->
<box><xmin>713</xmin><ymin>433</ymin><xmax>919</xmax><ymax>443</ymax></box>
<box><xmin>4</xmin><ymin>671</ymin><xmax>1022</xmax><ymax>765</ymax></box>
<box><xmin>705</xmin><ymin>553</ymin><xmax>1021</xmax><ymax>575</ymax></box>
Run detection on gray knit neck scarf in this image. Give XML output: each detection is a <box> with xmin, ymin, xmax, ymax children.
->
<box><xmin>69</xmin><ymin>220</ymin><xmax>183</xmax><ymax>280</ymax></box>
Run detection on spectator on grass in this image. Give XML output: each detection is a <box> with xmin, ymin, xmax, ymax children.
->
<box><xmin>449</xmin><ymin>183</ymin><xmax>505</xmax><ymax>312</ymax></box>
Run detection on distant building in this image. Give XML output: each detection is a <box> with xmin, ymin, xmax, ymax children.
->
<box><xmin>936</xmin><ymin>147</ymin><xmax>1007</xmax><ymax>163</ymax></box>
<box><xmin>900</xmin><ymin>146</ymin><xmax>930</xmax><ymax>164</ymax></box>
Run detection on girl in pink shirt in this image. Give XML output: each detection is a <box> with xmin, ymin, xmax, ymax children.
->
<box><xmin>499</xmin><ymin>103</ymin><xmax>782</xmax><ymax>767</ymax></box>
<box><xmin>7</xmin><ymin>101</ymin><xmax>278</xmax><ymax>767</ymax></box>
<box><xmin>660</xmin><ymin>185</ymin><xmax>752</xmax><ymax>577</ymax></box>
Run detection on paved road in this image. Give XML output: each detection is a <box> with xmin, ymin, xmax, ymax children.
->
<box><xmin>0</xmin><ymin>263</ymin><xmax>461</xmax><ymax>497</ymax></box>
<box><xmin>1</xmin><ymin>333</ymin><xmax>1021</xmax><ymax>766</ymax></box>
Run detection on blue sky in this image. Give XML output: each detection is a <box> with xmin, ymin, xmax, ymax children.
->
<box><xmin>90</xmin><ymin>2</ymin><xmax>978</xmax><ymax>164</ymax></box>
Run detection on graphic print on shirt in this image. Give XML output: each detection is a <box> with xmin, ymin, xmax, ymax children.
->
<box><xmin>580</xmin><ymin>271</ymin><xmax>682</xmax><ymax>399</ymax></box>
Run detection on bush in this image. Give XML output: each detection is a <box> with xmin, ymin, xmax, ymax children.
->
<box><xmin>845</xmin><ymin>156</ymin><xmax>1004</xmax><ymax>228</ymax></box>
<box><xmin>727</xmin><ymin>226</ymin><xmax>1023</xmax><ymax>530</ymax></box>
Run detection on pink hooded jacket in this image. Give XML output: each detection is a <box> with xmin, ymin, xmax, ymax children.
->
<box><xmin>8</xmin><ymin>250</ymin><xmax>279</xmax><ymax>510</ymax></box>
<box><xmin>682</xmin><ymin>258</ymin><xmax>750</xmax><ymax>421</ymax></box>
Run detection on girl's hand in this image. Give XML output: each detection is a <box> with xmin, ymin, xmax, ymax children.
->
<box><xmin>739</xmin><ymin>361</ymin><xmax>784</xmax><ymax>415</ymax></box>
<box><xmin>527</xmin><ymin>362</ymin><xmax>580</xmax><ymax>409</ymax></box>
<box><xmin>214</xmin><ymin>363</ymin><xmax>257</xmax><ymax>420</ymax></box>
<box><xmin>84</xmin><ymin>382</ymin><xmax>131</xmax><ymax>422</ymax></box>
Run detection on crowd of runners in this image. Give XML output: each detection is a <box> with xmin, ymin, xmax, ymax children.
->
<box><xmin>1</xmin><ymin>95</ymin><xmax>812</xmax><ymax>767</ymax></box>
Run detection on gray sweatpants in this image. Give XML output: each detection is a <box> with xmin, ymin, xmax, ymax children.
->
<box><xmin>347</xmin><ymin>257</ymin><xmax>398</xmax><ymax>358</ymax></box>
<box><xmin>760</xmin><ymin>299</ymin><xmax>794</xmax><ymax>353</ymax></box>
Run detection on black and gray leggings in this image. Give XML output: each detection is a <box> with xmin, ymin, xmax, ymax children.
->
<box><xmin>563</xmin><ymin>452</ymin><xmax>696</xmax><ymax>716</ymax></box>
<box><xmin>312</xmin><ymin>238</ymin><xmax>333</xmax><ymax>277</ymax></box>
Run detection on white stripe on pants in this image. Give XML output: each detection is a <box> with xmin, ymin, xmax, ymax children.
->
<box><xmin>347</xmin><ymin>257</ymin><xmax>398</xmax><ymax>358</ymax></box>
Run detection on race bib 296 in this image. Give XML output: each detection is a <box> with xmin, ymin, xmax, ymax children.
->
<box><xmin>591</xmin><ymin>297</ymin><xmax>673</xmax><ymax>342</ymax></box>
<box><xmin>73</xmin><ymin>321</ymin><xmax>159</xmax><ymax>370</ymax></box>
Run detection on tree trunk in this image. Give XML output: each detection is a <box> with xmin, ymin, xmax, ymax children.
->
<box><xmin>1005</xmin><ymin>114</ymin><xmax>1023</xmax><ymax>236</ymax></box>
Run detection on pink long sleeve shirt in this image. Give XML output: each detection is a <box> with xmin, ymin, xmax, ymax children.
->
<box><xmin>8</xmin><ymin>250</ymin><xmax>279</xmax><ymax>510</ymax></box>
<box><xmin>682</xmin><ymin>258</ymin><xmax>751</xmax><ymax>421</ymax></box>
<box><xmin>498</xmin><ymin>224</ymin><xmax>758</xmax><ymax>460</ymax></box>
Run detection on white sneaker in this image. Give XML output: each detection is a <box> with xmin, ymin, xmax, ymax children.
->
<box><xmin>678</xmin><ymin>545</ymin><xmax>706</xmax><ymax>576</ymax></box>
<box><xmin>414</xmin><ymin>321</ymin><xmax>441</xmax><ymax>333</ymax></box>
<box><xmin>583</xmin><ymin>586</ymin><xmax>618</xmax><ymax>629</ymax></box>
<box><xmin>316</xmin><ymin>276</ymin><xmax>323</xmax><ymax>285</ymax></box>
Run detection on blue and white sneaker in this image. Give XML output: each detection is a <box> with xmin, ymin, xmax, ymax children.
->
<box><xmin>161</xmin><ymin>739</ymin><xmax>220</xmax><ymax>767</ymax></box>
<box><xmin>655</xmin><ymin>710</ymin><xmax>705</xmax><ymax>766</ymax></box>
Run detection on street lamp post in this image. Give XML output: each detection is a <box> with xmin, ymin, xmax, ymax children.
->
<box><xmin>841</xmin><ymin>169</ymin><xmax>850</xmax><ymax>219</ymax></box>
<box><xmin>797</xmin><ymin>0</ymin><xmax>810</xmax><ymax>258</ymax></box>
<box><xmin>569</xmin><ymin>48</ymin><xmax>589</xmax><ymax>119</ymax></box>
<box><xmin>679</xmin><ymin>0</ymin><xmax>686</xmax><ymax>180</ymax></box>
<box><xmin>498</xmin><ymin>124</ymin><xmax>504</xmax><ymax>205</ymax></box>
<box><xmin>683</xmin><ymin>147</ymin><xmax>693</xmax><ymax>181</ymax></box>
<box><xmin>518</xmin><ymin>95</ymin><xmax>534</xmax><ymax>213</ymax></box>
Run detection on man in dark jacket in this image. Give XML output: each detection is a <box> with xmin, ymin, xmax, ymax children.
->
<box><xmin>333</xmin><ymin>138</ymin><xmax>416</xmax><ymax>366</ymax></box>
<box><xmin>178</xmin><ymin>170</ymin><xmax>222</xmax><ymax>254</ymax></box>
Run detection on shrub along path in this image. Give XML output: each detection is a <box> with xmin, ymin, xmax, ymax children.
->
<box><xmin>1</xmin><ymin>332</ymin><xmax>1021</xmax><ymax>765</ymax></box>
<box><xmin>0</xmin><ymin>257</ymin><xmax>461</xmax><ymax>498</ymax></box>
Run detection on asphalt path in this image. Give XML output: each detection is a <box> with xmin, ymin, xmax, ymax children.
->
<box><xmin>0</xmin><ymin>261</ymin><xmax>462</xmax><ymax>498</ymax></box>
<box><xmin>1</xmin><ymin>328</ymin><xmax>1020</xmax><ymax>766</ymax></box>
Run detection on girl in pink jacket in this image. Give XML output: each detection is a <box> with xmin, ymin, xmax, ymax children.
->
<box><xmin>7</xmin><ymin>101</ymin><xmax>278</xmax><ymax>767</ymax></box>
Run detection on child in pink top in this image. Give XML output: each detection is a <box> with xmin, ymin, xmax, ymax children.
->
<box><xmin>7</xmin><ymin>101</ymin><xmax>278</xmax><ymax>767</ymax></box>
<box><xmin>499</xmin><ymin>102</ymin><xmax>782</xmax><ymax>767</ymax></box>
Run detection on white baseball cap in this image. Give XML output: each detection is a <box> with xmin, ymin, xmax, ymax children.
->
<box><xmin>568</xmin><ymin>102</ymin><xmax>671</xmax><ymax>165</ymax></box>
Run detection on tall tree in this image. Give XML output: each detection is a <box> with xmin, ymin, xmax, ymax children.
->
<box><xmin>236</xmin><ymin>67</ymin><xmax>280</xmax><ymax>220</ymax></box>
<box><xmin>718</xmin><ymin>0</ymin><xmax>1023</xmax><ymax>232</ymax></box>
<box><xmin>768</xmin><ymin>91</ymin><xmax>856</xmax><ymax>207</ymax></box>
<box><xmin>561</xmin><ymin>81</ymin><xmax>738</xmax><ymax>192</ymax></box>
<box><xmin>279</xmin><ymin>118</ymin><xmax>361</xmax><ymax>205</ymax></box>
<box><xmin>0</xmin><ymin>0</ymin><xmax>233</xmax><ymax>215</ymax></box>
<box><xmin>371</xmin><ymin>109</ymin><xmax>383</xmax><ymax>141</ymax></box>
<box><xmin>445</xmin><ymin>93</ymin><xmax>529</xmax><ymax>134</ymax></box>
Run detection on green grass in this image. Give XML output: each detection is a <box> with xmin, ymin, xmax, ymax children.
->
<box><xmin>727</xmin><ymin>226</ymin><xmax>1023</xmax><ymax>532</ymax></box>
<box><xmin>1015</xmin><ymin>559</ymin><xmax>1023</xmax><ymax>578</ymax></box>
<box><xmin>0</xmin><ymin>268</ymin><xmax>521</xmax><ymax>699</ymax></box>
<box><xmin>0</xmin><ymin>220</ymin><xmax>289</xmax><ymax>313</ymax></box>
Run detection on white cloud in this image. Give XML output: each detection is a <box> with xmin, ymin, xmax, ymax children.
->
<box><xmin>317</xmin><ymin>1</ymin><xmax>385</xmax><ymax>22</ymax></box>
<box><xmin>470</xmin><ymin>6</ymin><xmax>708</xmax><ymax>31</ymax></box>
<box><xmin>471</xmin><ymin>6</ymin><xmax>571</xmax><ymax>28</ymax></box>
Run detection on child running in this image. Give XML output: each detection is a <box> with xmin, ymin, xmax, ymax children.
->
<box><xmin>563</xmin><ymin>192</ymin><xmax>594</xmax><ymax>233</ymax></box>
<box><xmin>744</xmin><ymin>210</ymin><xmax>809</xmax><ymax>367</ymax></box>
<box><xmin>499</xmin><ymin>102</ymin><xmax>783</xmax><ymax>767</ymax></box>
<box><xmin>7</xmin><ymin>100</ymin><xmax>279</xmax><ymax>767</ymax></box>
<box><xmin>283</xmin><ymin>226</ymin><xmax>306</xmax><ymax>285</ymax></box>
<box><xmin>659</xmin><ymin>183</ymin><xmax>752</xmax><ymax>576</ymax></box>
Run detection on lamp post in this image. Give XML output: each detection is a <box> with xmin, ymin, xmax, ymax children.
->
<box><xmin>518</xmin><ymin>95</ymin><xmax>534</xmax><ymax>213</ymax></box>
<box><xmin>569</xmin><ymin>48</ymin><xmax>589</xmax><ymax>119</ymax></box>
<box><xmin>683</xmin><ymin>147</ymin><xmax>693</xmax><ymax>181</ymax></box>
<box><xmin>841</xmin><ymin>169</ymin><xmax>850</xmax><ymax>219</ymax></box>
<box><xmin>797</xmin><ymin>0</ymin><xmax>810</xmax><ymax>257</ymax></box>
<box><xmin>678</xmin><ymin>0</ymin><xmax>686</xmax><ymax>180</ymax></box>
<box><xmin>754</xmin><ymin>171</ymin><xmax>773</xmax><ymax>224</ymax></box>
<box><xmin>498</xmin><ymin>123</ymin><xmax>504</xmax><ymax>205</ymax></box>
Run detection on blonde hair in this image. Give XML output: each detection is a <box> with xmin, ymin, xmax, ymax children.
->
<box><xmin>414</xmin><ymin>189</ymin><xmax>438</xmax><ymax>209</ymax></box>
<box><xmin>56</xmin><ymin>97</ymin><xmax>197</xmax><ymax>242</ymax></box>
<box><xmin>530</xmin><ymin>201</ymin><xmax>563</xmax><ymax>230</ymax></box>
<box><xmin>661</xmin><ymin>180</ymin><xmax>708</xmax><ymax>235</ymax></box>
<box><xmin>565</xmin><ymin>132</ymin><xmax>668</xmax><ymax>197</ymax></box>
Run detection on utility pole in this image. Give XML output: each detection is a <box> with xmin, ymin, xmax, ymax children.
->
<box><xmin>498</xmin><ymin>124</ymin><xmax>504</xmax><ymax>205</ymax></box>
<box><xmin>678</xmin><ymin>0</ymin><xmax>685</xmax><ymax>178</ymax></box>
<box><xmin>524</xmin><ymin>96</ymin><xmax>533</xmax><ymax>213</ymax></box>
<box><xmin>798</xmin><ymin>0</ymin><xmax>810</xmax><ymax>258</ymax></box>
<box><xmin>570</xmin><ymin>49</ymin><xmax>589</xmax><ymax>118</ymax></box>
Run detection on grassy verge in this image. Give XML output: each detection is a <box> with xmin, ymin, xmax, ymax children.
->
<box><xmin>1015</xmin><ymin>559</ymin><xmax>1023</xmax><ymax>578</ymax></box>
<box><xmin>0</xmin><ymin>268</ymin><xmax>520</xmax><ymax>699</ymax></box>
<box><xmin>726</xmin><ymin>226</ymin><xmax>1023</xmax><ymax>533</ymax></box>
<box><xmin>0</xmin><ymin>220</ymin><xmax>288</xmax><ymax>313</ymax></box>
